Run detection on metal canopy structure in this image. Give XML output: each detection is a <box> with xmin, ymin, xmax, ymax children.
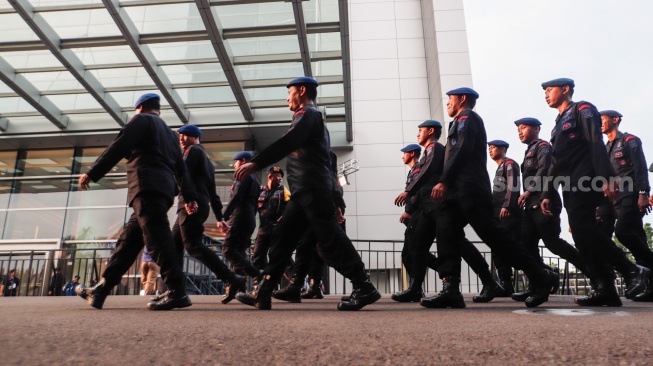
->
<box><xmin>0</xmin><ymin>0</ymin><xmax>351</xmax><ymax>149</ymax></box>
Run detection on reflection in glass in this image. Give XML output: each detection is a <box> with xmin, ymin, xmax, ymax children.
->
<box><xmin>46</xmin><ymin>93</ymin><xmax>104</xmax><ymax>111</ymax></box>
<box><xmin>0</xmin><ymin>14</ymin><xmax>40</xmax><ymax>42</ymax></box>
<box><xmin>238</xmin><ymin>62</ymin><xmax>304</xmax><ymax>80</ymax></box>
<box><xmin>1</xmin><ymin>50</ymin><xmax>63</xmax><ymax>69</ymax></box>
<box><xmin>303</xmin><ymin>0</ymin><xmax>340</xmax><ymax>23</ymax></box>
<box><xmin>215</xmin><ymin>3</ymin><xmax>294</xmax><ymax>29</ymax></box>
<box><xmin>8</xmin><ymin>179</ymin><xmax>71</xmax><ymax>209</ymax></box>
<box><xmin>0</xmin><ymin>97</ymin><xmax>38</xmax><ymax>114</ymax></box>
<box><xmin>0</xmin><ymin>151</ymin><xmax>18</xmax><ymax>178</ymax></box>
<box><xmin>88</xmin><ymin>67</ymin><xmax>154</xmax><ymax>88</ymax></box>
<box><xmin>161</xmin><ymin>63</ymin><xmax>227</xmax><ymax>84</ymax></box>
<box><xmin>177</xmin><ymin>87</ymin><xmax>236</xmax><ymax>105</ymax></box>
<box><xmin>22</xmin><ymin>70</ymin><xmax>80</xmax><ymax>91</ymax></box>
<box><xmin>146</xmin><ymin>42</ymin><xmax>216</xmax><ymax>62</ymax></box>
<box><xmin>68</xmin><ymin>177</ymin><xmax>128</xmax><ymax>207</ymax></box>
<box><xmin>40</xmin><ymin>9</ymin><xmax>122</xmax><ymax>38</ymax></box>
<box><xmin>77</xmin><ymin>147</ymin><xmax>127</xmax><ymax>174</ymax></box>
<box><xmin>228</xmin><ymin>36</ymin><xmax>300</xmax><ymax>57</ymax></box>
<box><xmin>245</xmin><ymin>87</ymin><xmax>287</xmax><ymax>102</ymax></box>
<box><xmin>3</xmin><ymin>209</ymin><xmax>65</xmax><ymax>239</ymax></box>
<box><xmin>312</xmin><ymin>60</ymin><xmax>342</xmax><ymax>76</ymax></box>
<box><xmin>63</xmin><ymin>208</ymin><xmax>126</xmax><ymax>240</ymax></box>
<box><xmin>308</xmin><ymin>33</ymin><xmax>341</xmax><ymax>53</ymax></box>
<box><xmin>70</xmin><ymin>46</ymin><xmax>140</xmax><ymax>66</ymax></box>
<box><xmin>203</xmin><ymin>142</ymin><xmax>245</xmax><ymax>171</ymax></box>
<box><xmin>17</xmin><ymin>150</ymin><xmax>74</xmax><ymax>177</ymax></box>
<box><xmin>124</xmin><ymin>3</ymin><xmax>204</xmax><ymax>34</ymax></box>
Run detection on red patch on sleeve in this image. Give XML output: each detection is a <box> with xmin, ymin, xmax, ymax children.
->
<box><xmin>293</xmin><ymin>110</ymin><xmax>305</xmax><ymax>117</ymax></box>
<box><xmin>578</xmin><ymin>104</ymin><xmax>591</xmax><ymax>111</ymax></box>
<box><xmin>457</xmin><ymin>116</ymin><xmax>468</xmax><ymax>122</ymax></box>
<box><xmin>625</xmin><ymin>136</ymin><xmax>636</xmax><ymax>142</ymax></box>
<box><xmin>538</xmin><ymin>141</ymin><xmax>549</xmax><ymax>147</ymax></box>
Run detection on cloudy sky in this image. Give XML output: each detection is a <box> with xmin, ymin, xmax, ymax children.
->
<box><xmin>463</xmin><ymin>0</ymin><xmax>653</xmax><ymax>231</ymax></box>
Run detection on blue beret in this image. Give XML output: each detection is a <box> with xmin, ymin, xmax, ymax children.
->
<box><xmin>514</xmin><ymin>117</ymin><xmax>542</xmax><ymax>126</ymax></box>
<box><xmin>487</xmin><ymin>140</ymin><xmax>509</xmax><ymax>148</ymax></box>
<box><xmin>177</xmin><ymin>124</ymin><xmax>202</xmax><ymax>137</ymax></box>
<box><xmin>267</xmin><ymin>166</ymin><xmax>284</xmax><ymax>177</ymax></box>
<box><xmin>134</xmin><ymin>93</ymin><xmax>160</xmax><ymax>109</ymax></box>
<box><xmin>599</xmin><ymin>110</ymin><xmax>623</xmax><ymax>118</ymax></box>
<box><xmin>541</xmin><ymin>78</ymin><xmax>575</xmax><ymax>89</ymax></box>
<box><xmin>446</xmin><ymin>87</ymin><xmax>479</xmax><ymax>99</ymax></box>
<box><xmin>400</xmin><ymin>144</ymin><xmax>422</xmax><ymax>153</ymax></box>
<box><xmin>286</xmin><ymin>77</ymin><xmax>319</xmax><ymax>88</ymax></box>
<box><xmin>417</xmin><ymin>120</ymin><xmax>442</xmax><ymax>128</ymax></box>
<box><xmin>233</xmin><ymin>151</ymin><xmax>253</xmax><ymax>160</ymax></box>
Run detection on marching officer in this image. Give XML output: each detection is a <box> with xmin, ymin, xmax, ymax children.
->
<box><xmin>427</xmin><ymin>87</ymin><xmax>558</xmax><ymax>309</ymax></box>
<box><xmin>488</xmin><ymin>139</ymin><xmax>521</xmax><ymax>296</ymax></box>
<box><xmin>234</xmin><ymin>76</ymin><xmax>380</xmax><ymax>311</ymax></box>
<box><xmin>219</xmin><ymin>152</ymin><xmax>261</xmax><ymax>284</ymax></box>
<box><xmin>540</xmin><ymin>78</ymin><xmax>649</xmax><ymax>306</ymax></box>
<box><xmin>600</xmin><ymin>110</ymin><xmax>653</xmax><ymax>302</ymax></box>
<box><xmin>511</xmin><ymin>117</ymin><xmax>586</xmax><ymax>301</ymax></box>
<box><xmin>252</xmin><ymin>166</ymin><xmax>290</xmax><ymax>270</ymax></box>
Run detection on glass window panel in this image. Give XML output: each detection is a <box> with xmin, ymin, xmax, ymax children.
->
<box><xmin>0</xmin><ymin>14</ymin><xmax>40</xmax><ymax>42</ymax></box>
<box><xmin>124</xmin><ymin>3</ymin><xmax>204</xmax><ymax>34</ymax></box>
<box><xmin>245</xmin><ymin>86</ymin><xmax>287</xmax><ymax>101</ymax></box>
<box><xmin>238</xmin><ymin>62</ymin><xmax>303</xmax><ymax>80</ymax></box>
<box><xmin>40</xmin><ymin>9</ymin><xmax>122</xmax><ymax>38</ymax></box>
<box><xmin>307</xmin><ymin>32</ymin><xmax>341</xmax><ymax>53</ymax></box>
<box><xmin>63</xmin><ymin>207</ymin><xmax>127</xmax><ymax>240</ymax></box>
<box><xmin>65</xmin><ymin>113</ymin><xmax>126</xmax><ymax>130</ymax></box>
<box><xmin>67</xmin><ymin>180</ymin><xmax>128</xmax><ymax>207</ymax></box>
<box><xmin>70</xmin><ymin>46</ymin><xmax>140</xmax><ymax>66</ymax></box>
<box><xmin>0</xmin><ymin>97</ymin><xmax>37</xmax><ymax>113</ymax></box>
<box><xmin>214</xmin><ymin>3</ymin><xmax>294</xmax><ymax>29</ymax></box>
<box><xmin>20</xmin><ymin>71</ymin><xmax>82</xmax><ymax>92</ymax></box>
<box><xmin>16</xmin><ymin>149</ymin><xmax>74</xmax><ymax>178</ymax></box>
<box><xmin>88</xmin><ymin>67</ymin><xmax>154</xmax><ymax>88</ymax></box>
<box><xmin>3</xmin><ymin>209</ymin><xmax>65</xmax><ymax>240</ymax></box>
<box><xmin>0</xmin><ymin>180</ymin><xmax>13</xmax><ymax>209</ymax></box>
<box><xmin>146</xmin><ymin>41</ymin><xmax>216</xmax><ymax>62</ymax></box>
<box><xmin>303</xmin><ymin>0</ymin><xmax>340</xmax><ymax>23</ymax></box>
<box><xmin>228</xmin><ymin>36</ymin><xmax>300</xmax><ymax>57</ymax></box>
<box><xmin>177</xmin><ymin>87</ymin><xmax>235</xmax><ymax>104</ymax></box>
<box><xmin>29</xmin><ymin>0</ymin><xmax>103</xmax><ymax>6</ymax></box>
<box><xmin>8</xmin><ymin>178</ymin><xmax>71</xmax><ymax>209</ymax></box>
<box><xmin>318</xmin><ymin>83</ymin><xmax>344</xmax><ymax>98</ymax></box>
<box><xmin>203</xmin><ymin>142</ymin><xmax>246</xmax><ymax>171</ymax></box>
<box><xmin>0</xmin><ymin>51</ymin><xmax>63</xmax><ymax>69</ymax></box>
<box><xmin>0</xmin><ymin>82</ymin><xmax>13</xmax><ymax>94</ymax></box>
<box><xmin>46</xmin><ymin>93</ymin><xmax>103</xmax><ymax>111</ymax></box>
<box><xmin>161</xmin><ymin>63</ymin><xmax>226</xmax><ymax>84</ymax></box>
<box><xmin>77</xmin><ymin>147</ymin><xmax>128</xmax><ymax>175</ymax></box>
<box><xmin>107</xmin><ymin>90</ymin><xmax>170</xmax><ymax>109</ymax></box>
<box><xmin>312</xmin><ymin>60</ymin><xmax>342</xmax><ymax>76</ymax></box>
<box><xmin>0</xmin><ymin>151</ymin><xmax>18</xmax><ymax>178</ymax></box>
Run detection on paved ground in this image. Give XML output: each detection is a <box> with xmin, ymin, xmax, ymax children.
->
<box><xmin>1</xmin><ymin>294</ymin><xmax>652</xmax><ymax>365</ymax></box>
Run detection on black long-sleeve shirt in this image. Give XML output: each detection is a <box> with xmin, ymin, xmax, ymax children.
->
<box><xmin>404</xmin><ymin>140</ymin><xmax>445</xmax><ymax>214</ymax></box>
<box><xmin>178</xmin><ymin>144</ymin><xmax>224</xmax><ymax>221</ymax></box>
<box><xmin>224</xmin><ymin>174</ymin><xmax>259</xmax><ymax>225</ymax></box>
<box><xmin>87</xmin><ymin>112</ymin><xmax>196</xmax><ymax>206</ymax></box>
<box><xmin>521</xmin><ymin>139</ymin><xmax>562</xmax><ymax>210</ymax></box>
<box><xmin>251</xmin><ymin>106</ymin><xmax>333</xmax><ymax>194</ymax></box>
<box><xmin>491</xmin><ymin>157</ymin><xmax>521</xmax><ymax>216</ymax></box>
<box><xmin>606</xmin><ymin>131</ymin><xmax>650</xmax><ymax>200</ymax></box>
<box><xmin>545</xmin><ymin>101</ymin><xmax>615</xmax><ymax>198</ymax></box>
<box><xmin>440</xmin><ymin>109</ymin><xmax>492</xmax><ymax>199</ymax></box>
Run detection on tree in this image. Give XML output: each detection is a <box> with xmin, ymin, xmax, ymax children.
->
<box><xmin>614</xmin><ymin>222</ymin><xmax>653</xmax><ymax>262</ymax></box>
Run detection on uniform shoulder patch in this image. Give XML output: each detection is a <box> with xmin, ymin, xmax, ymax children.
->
<box><xmin>578</xmin><ymin>104</ymin><xmax>591</xmax><ymax>111</ymax></box>
<box><xmin>538</xmin><ymin>141</ymin><xmax>549</xmax><ymax>147</ymax></box>
<box><xmin>625</xmin><ymin>135</ymin><xmax>636</xmax><ymax>142</ymax></box>
<box><xmin>293</xmin><ymin>110</ymin><xmax>306</xmax><ymax>117</ymax></box>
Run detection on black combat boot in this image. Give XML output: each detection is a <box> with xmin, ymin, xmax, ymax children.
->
<box><xmin>472</xmin><ymin>280</ymin><xmax>504</xmax><ymax>303</ymax></box>
<box><xmin>547</xmin><ymin>266</ymin><xmax>560</xmax><ymax>294</ymax></box>
<box><xmin>150</xmin><ymin>290</ymin><xmax>169</xmax><ymax>302</ymax></box>
<box><xmin>272</xmin><ymin>275</ymin><xmax>303</xmax><ymax>303</ymax></box>
<box><xmin>301</xmin><ymin>278</ymin><xmax>324</xmax><ymax>299</ymax></box>
<box><xmin>391</xmin><ymin>277</ymin><xmax>424</xmax><ymax>303</ymax></box>
<box><xmin>76</xmin><ymin>279</ymin><xmax>112</xmax><ymax>309</ymax></box>
<box><xmin>236</xmin><ymin>274</ymin><xmax>274</xmax><ymax>310</ymax></box>
<box><xmin>147</xmin><ymin>289</ymin><xmax>192</xmax><ymax>310</ymax></box>
<box><xmin>574</xmin><ymin>277</ymin><xmax>622</xmax><ymax>307</ymax></box>
<box><xmin>511</xmin><ymin>286</ymin><xmax>531</xmax><ymax>302</ymax></box>
<box><xmin>496</xmin><ymin>272</ymin><xmax>515</xmax><ymax>297</ymax></box>
<box><xmin>525</xmin><ymin>269</ymin><xmax>559</xmax><ymax>308</ymax></box>
<box><xmin>633</xmin><ymin>273</ymin><xmax>653</xmax><ymax>302</ymax></box>
<box><xmin>420</xmin><ymin>276</ymin><xmax>466</xmax><ymax>309</ymax></box>
<box><xmin>337</xmin><ymin>275</ymin><xmax>381</xmax><ymax>311</ymax></box>
<box><xmin>622</xmin><ymin>265</ymin><xmax>651</xmax><ymax>299</ymax></box>
<box><xmin>221</xmin><ymin>274</ymin><xmax>246</xmax><ymax>304</ymax></box>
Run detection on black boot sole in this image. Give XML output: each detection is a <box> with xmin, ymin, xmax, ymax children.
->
<box><xmin>574</xmin><ymin>296</ymin><xmax>623</xmax><ymax>307</ymax></box>
<box><xmin>222</xmin><ymin>276</ymin><xmax>246</xmax><ymax>304</ymax></box>
<box><xmin>147</xmin><ymin>296</ymin><xmax>192</xmax><ymax>311</ymax></box>
<box><xmin>337</xmin><ymin>290</ymin><xmax>382</xmax><ymax>311</ymax></box>
<box><xmin>420</xmin><ymin>294</ymin><xmax>466</xmax><ymax>309</ymax></box>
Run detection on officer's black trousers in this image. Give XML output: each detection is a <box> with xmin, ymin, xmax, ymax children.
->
<box><xmin>222</xmin><ymin>220</ymin><xmax>259</xmax><ymax>278</ymax></box>
<box><xmin>401</xmin><ymin>211</ymin><xmax>438</xmax><ymax>274</ymax></box>
<box><xmin>292</xmin><ymin>228</ymin><xmax>327</xmax><ymax>281</ymax></box>
<box><xmin>614</xmin><ymin>194</ymin><xmax>653</xmax><ymax>269</ymax></box>
<box><xmin>252</xmin><ymin>230</ymin><xmax>272</xmax><ymax>270</ymax></box>
<box><xmin>493</xmin><ymin>213</ymin><xmax>521</xmax><ymax>280</ymax></box>
<box><xmin>103</xmin><ymin>192</ymin><xmax>185</xmax><ymax>292</ymax></box>
<box><xmin>521</xmin><ymin>204</ymin><xmax>586</xmax><ymax>272</ymax></box>
<box><xmin>563</xmin><ymin>191</ymin><xmax>635</xmax><ymax>281</ymax></box>
<box><xmin>265</xmin><ymin>191</ymin><xmax>366</xmax><ymax>283</ymax></box>
<box><xmin>435</xmin><ymin>194</ymin><xmax>545</xmax><ymax>282</ymax></box>
<box><xmin>173</xmin><ymin>202</ymin><xmax>235</xmax><ymax>281</ymax></box>
<box><xmin>410</xmin><ymin>207</ymin><xmax>494</xmax><ymax>285</ymax></box>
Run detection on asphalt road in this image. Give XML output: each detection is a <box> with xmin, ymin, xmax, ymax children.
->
<box><xmin>2</xmin><ymin>294</ymin><xmax>652</xmax><ymax>365</ymax></box>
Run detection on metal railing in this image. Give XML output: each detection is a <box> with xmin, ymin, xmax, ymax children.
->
<box><xmin>0</xmin><ymin>240</ymin><xmax>621</xmax><ymax>297</ymax></box>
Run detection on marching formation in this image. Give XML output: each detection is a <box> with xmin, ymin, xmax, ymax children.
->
<box><xmin>75</xmin><ymin>76</ymin><xmax>652</xmax><ymax>312</ymax></box>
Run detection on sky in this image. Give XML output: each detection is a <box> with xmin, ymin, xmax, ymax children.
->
<box><xmin>462</xmin><ymin>0</ymin><xmax>653</xmax><ymax>235</ymax></box>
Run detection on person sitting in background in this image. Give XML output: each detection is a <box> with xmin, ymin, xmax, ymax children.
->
<box><xmin>63</xmin><ymin>276</ymin><xmax>81</xmax><ymax>296</ymax></box>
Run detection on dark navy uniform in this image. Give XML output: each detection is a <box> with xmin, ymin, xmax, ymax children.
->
<box><xmin>173</xmin><ymin>143</ymin><xmax>240</xmax><ymax>284</ymax></box>
<box><xmin>252</xmin><ymin>182</ymin><xmax>289</xmax><ymax>269</ymax></box>
<box><xmin>490</xmin><ymin>156</ymin><xmax>522</xmax><ymax>285</ymax></box>
<box><xmin>545</xmin><ymin>101</ymin><xmax>639</xmax><ymax>286</ymax></box>
<box><xmin>222</xmin><ymin>171</ymin><xmax>260</xmax><ymax>278</ymax></box>
<box><xmin>435</xmin><ymin>109</ymin><xmax>551</xmax><ymax>293</ymax></box>
<box><xmin>606</xmin><ymin>132</ymin><xmax>653</xmax><ymax>269</ymax></box>
<box><xmin>520</xmin><ymin>139</ymin><xmax>585</xmax><ymax>271</ymax></box>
